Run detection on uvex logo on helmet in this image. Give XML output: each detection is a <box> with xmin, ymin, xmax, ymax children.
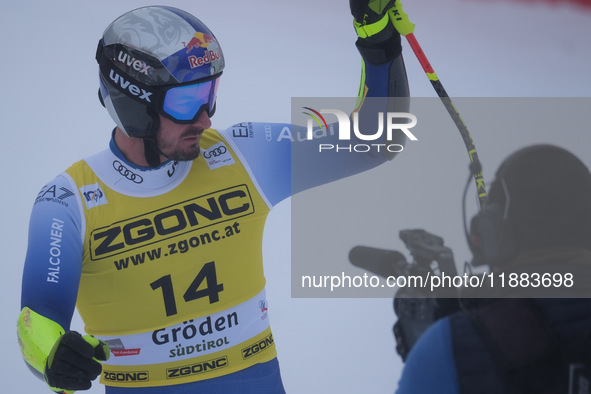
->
<box><xmin>117</xmin><ymin>51</ymin><xmax>151</xmax><ymax>76</ymax></box>
<box><xmin>108</xmin><ymin>70</ymin><xmax>153</xmax><ymax>103</ymax></box>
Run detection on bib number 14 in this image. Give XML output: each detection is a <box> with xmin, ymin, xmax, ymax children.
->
<box><xmin>150</xmin><ymin>261</ymin><xmax>224</xmax><ymax>317</ymax></box>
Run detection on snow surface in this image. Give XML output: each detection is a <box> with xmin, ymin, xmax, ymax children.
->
<box><xmin>1</xmin><ymin>0</ymin><xmax>590</xmax><ymax>392</ymax></box>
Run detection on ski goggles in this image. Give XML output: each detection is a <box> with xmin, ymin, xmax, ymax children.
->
<box><xmin>161</xmin><ymin>75</ymin><xmax>220</xmax><ymax>123</ymax></box>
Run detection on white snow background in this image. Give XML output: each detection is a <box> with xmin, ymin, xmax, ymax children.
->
<box><xmin>1</xmin><ymin>0</ymin><xmax>590</xmax><ymax>392</ymax></box>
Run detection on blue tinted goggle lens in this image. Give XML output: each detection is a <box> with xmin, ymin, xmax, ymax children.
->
<box><xmin>162</xmin><ymin>78</ymin><xmax>219</xmax><ymax>121</ymax></box>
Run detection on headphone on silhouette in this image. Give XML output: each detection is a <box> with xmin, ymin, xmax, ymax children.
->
<box><xmin>467</xmin><ymin>145</ymin><xmax>559</xmax><ymax>268</ymax></box>
<box><xmin>469</xmin><ymin>192</ymin><xmax>517</xmax><ymax>268</ymax></box>
<box><xmin>468</xmin><ymin>185</ymin><xmax>516</xmax><ymax>268</ymax></box>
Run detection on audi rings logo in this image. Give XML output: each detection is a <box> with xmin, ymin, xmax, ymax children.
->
<box><xmin>113</xmin><ymin>160</ymin><xmax>143</xmax><ymax>184</ymax></box>
<box><xmin>203</xmin><ymin>146</ymin><xmax>227</xmax><ymax>159</ymax></box>
<box><xmin>203</xmin><ymin>142</ymin><xmax>235</xmax><ymax>170</ymax></box>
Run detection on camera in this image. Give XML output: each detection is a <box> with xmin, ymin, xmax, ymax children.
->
<box><xmin>349</xmin><ymin>229</ymin><xmax>463</xmax><ymax>360</ymax></box>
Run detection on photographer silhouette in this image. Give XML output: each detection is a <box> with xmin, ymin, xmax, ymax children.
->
<box><xmin>395</xmin><ymin>145</ymin><xmax>591</xmax><ymax>393</ymax></box>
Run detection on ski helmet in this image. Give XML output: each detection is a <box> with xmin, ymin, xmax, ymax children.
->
<box><xmin>96</xmin><ymin>6</ymin><xmax>225</xmax><ymax>139</ymax></box>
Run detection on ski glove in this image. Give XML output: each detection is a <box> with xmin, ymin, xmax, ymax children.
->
<box><xmin>44</xmin><ymin>331</ymin><xmax>110</xmax><ymax>393</ymax></box>
<box><xmin>350</xmin><ymin>0</ymin><xmax>402</xmax><ymax>64</ymax></box>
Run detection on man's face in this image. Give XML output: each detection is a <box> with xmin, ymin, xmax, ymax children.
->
<box><xmin>156</xmin><ymin>111</ymin><xmax>212</xmax><ymax>161</ymax></box>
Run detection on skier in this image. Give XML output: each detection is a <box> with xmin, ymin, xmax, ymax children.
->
<box><xmin>396</xmin><ymin>145</ymin><xmax>591</xmax><ymax>393</ymax></box>
<box><xmin>18</xmin><ymin>2</ymin><xmax>410</xmax><ymax>393</ymax></box>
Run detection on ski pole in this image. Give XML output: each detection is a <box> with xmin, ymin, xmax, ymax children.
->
<box><xmin>388</xmin><ymin>1</ymin><xmax>488</xmax><ymax>208</ymax></box>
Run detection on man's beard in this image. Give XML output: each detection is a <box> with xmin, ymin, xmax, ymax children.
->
<box><xmin>166</xmin><ymin>146</ymin><xmax>201</xmax><ymax>161</ymax></box>
<box><xmin>156</xmin><ymin>127</ymin><xmax>202</xmax><ymax>162</ymax></box>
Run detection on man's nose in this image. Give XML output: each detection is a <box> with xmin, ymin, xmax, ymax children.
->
<box><xmin>193</xmin><ymin>109</ymin><xmax>212</xmax><ymax>130</ymax></box>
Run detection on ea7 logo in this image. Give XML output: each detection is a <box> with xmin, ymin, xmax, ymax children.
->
<box><xmin>109</xmin><ymin>69</ymin><xmax>153</xmax><ymax>102</ymax></box>
<box><xmin>36</xmin><ymin>184</ymin><xmax>74</xmax><ymax>201</ymax></box>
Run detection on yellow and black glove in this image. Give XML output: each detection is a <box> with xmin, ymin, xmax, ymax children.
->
<box><xmin>350</xmin><ymin>0</ymin><xmax>402</xmax><ymax>64</ymax></box>
<box><xmin>17</xmin><ymin>307</ymin><xmax>110</xmax><ymax>393</ymax></box>
<box><xmin>44</xmin><ymin>331</ymin><xmax>110</xmax><ymax>393</ymax></box>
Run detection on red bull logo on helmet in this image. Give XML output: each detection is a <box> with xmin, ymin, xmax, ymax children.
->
<box><xmin>183</xmin><ymin>32</ymin><xmax>221</xmax><ymax>70</ymax></box>
<box><xmin>188</xmin><ymin>48</ymin><xmax>222</xmax><ymax>69</ymax></box>
<box><xmin>183</xmin><ymin>32</ymin><xmax>215</xmax><ymax>53</ymax></box>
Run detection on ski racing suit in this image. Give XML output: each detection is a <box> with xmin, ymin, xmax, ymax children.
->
<box><xmin>19</xmin><ymin>54</ymin><xmax>409</xmax><ymax>393</ymax></box>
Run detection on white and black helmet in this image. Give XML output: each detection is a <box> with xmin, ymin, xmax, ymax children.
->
<box><xmin>96</xmin><ymin>6</ymin><xmax>224</xmax><ymax>139</ymax></box>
